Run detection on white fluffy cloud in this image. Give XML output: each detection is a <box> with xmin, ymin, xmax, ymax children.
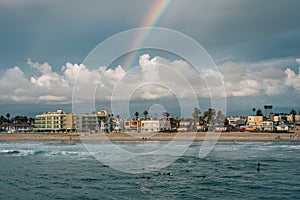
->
<box><xmin>0</xmin><ymin>55</ymin><xmax>299</xmax><ymax>104</ymax></box>
<box><xmin>219</xmin><ymin>58</ymin><xmax>299</xmax><ymax>97</ymax></box>
<box><xmin>285</xmin><ymin>67</ymin><xmax>300</xmax><ymax>91</ymax></box>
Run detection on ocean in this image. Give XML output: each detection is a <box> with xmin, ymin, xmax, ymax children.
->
<box><xmin>0</xmin><ymin>141</ymin><xmax>299</xmax><ymax>199</ymax></box>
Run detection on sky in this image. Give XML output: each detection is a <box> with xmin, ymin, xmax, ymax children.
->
<box><xmin>0</xmin><ymin>0</ymin><xmax>300</xmax><ymax>117</ymax></box>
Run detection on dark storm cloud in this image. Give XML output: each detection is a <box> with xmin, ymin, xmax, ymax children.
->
<box><xmin>1</xmin><ymin>0</ymin><xmax>299</xmax><ymax>68</ymax></box>
<box><xmin>0</xmin><ymin>0</ymin><xmax>300</xmax><ymax>115</ymax></box>
<box><xmin>159</xmin><ymin>0</ymin><xmax>300</xmax><ymax>62</ymax></box>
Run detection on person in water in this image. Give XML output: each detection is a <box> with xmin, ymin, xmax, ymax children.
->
<box><xmin>257</xmin><ymin>162</ymin><xmax>261</xmax><ymax>172</ymax></box>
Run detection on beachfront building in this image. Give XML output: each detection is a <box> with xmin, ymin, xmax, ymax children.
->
<box><xmin>287</xmin><ymin>114</ymin><xmax>293</xmax><ymax>123</ymax></box>
<box><xmin>71</xmin><ymin>109</ymin><xmax>116</xmax><ymax>133</ymax></box>
<box><xmin>81</xmin><ymin>113</ymin><xmax>98</xmax><ymax>132</ymax></box>
<box><xmin>114</xmin><ymin>118</ymin><xmax>122</xmax><ymax>132</ymax></box>
<box><xmin>247</xmin><ymin>116</ymin><xmax>263</xmax><ymax>131</ymax></box>
<box><xmin>159</xmin><ymin>118</ymin><xmax>171</xmax><ymax>131</ymax></box>
<box><xmin>34</xmin><ymin>109</ymin><xmax>110</xmax><ymax>133</ymax></box>
<box><xmin>295</xmin><ymin>123</ymin><xmax>300</xmax><ymax>130</ymax></box>
<box><xmin>273</xmin><ymin>115</ymin><xmax>280</xmax><ymax>123</ymax></box>
<box><xmin>295</xmin><ymin>115</ymin><xmax>300</xmax><ymax>122</ymax></box>
<box><xmin>260</xmin><ymin>121</ymin><xmax>274</xmax><ymax>131</ymax></box>
<box><xmin>73</xmin><ymin>113</ymin><xmax>99</xmax><ymax>132</ymax></box>
<box><xmin>97</xmin><ymin>109</ymin><xmax>109</xmax><ymax>132</ymax></box>
<box><xmin>34</xmin><ymin>110</ymin><xmax>75</xmax><ymax>133</ymax></box>
<box><xmin>141</xmin><ymin>119</ymin><xmax>160</xmax><ymax>133</ymax></box>
<box><xmin>1</xmin><ymin>124</ymin><xmax>33</xmax><ymax>133</ymax></box>
<box><xmin>178</xmin><ymin>121</ymin><xmax>191</xmax><ymax>132</ymax></box>
<box><xmin>124</xmin><ymin>119</ymin><xmax>141</xmax><ymax>132</ymax></box>
<box><xmin>276</xmin><ymin>124</ymin><xmax>289</xmax><ymax>131</ymax></box>
<box><xmin>227</xmin><ymin>117</ymin><xmax>246</xmax><ymax>127</ymax></box>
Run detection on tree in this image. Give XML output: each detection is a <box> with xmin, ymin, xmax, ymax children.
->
<box><xmin>0</xmin><ymin>115</ymin><xmax>5</xmax><ymax>125</ymax></box>
<box><xmin>204</xmin><ymin>108</ymin><xmax>216</xmax><ymax>125</ymax></box>
<box><xmin>256</xmin><ymin>109</ymin><xmax>263</xmax><ymax>116</ymax></box>
<box><xmin>269</xmin><ymin>105</ymin><xmax>273</xmax><ymax>114</ymax></box>
<box><xmin>143</xmin><ymin>110</ymin><xmax>148</xmax><ymax>120</ymax></box>
<box><xmin>264</xmin><ymin>105</ymin><xmax>268</xmax><ymax>116</ymax></box>
<box><xmin>290</xmin><ymin>109</ymin><xmax>297</xmax><ymax>123</ymax></box>
<box><xmin>264</xmin><ymin>105</ymin><xmax>273</xmax><ymax>116</ymax></box>
<box><xmin>6</xmin><ymin>113</ymin><xmax>10</xmax><ymax>122</ymax></box>
<box><xmin>216</xmin><ymin>110</ymin><xmax>225</xmax><ymax>125</ymax></box>
<box><xmin>29</xmin><ymin>118</ymin><xmax>35</xmax><ymax>125</ymax></box>
<box><xmin>163</xmin><ymin>112</ymin><xmax>170</xmax><ymax>119</ymax></box>
<box><xmin>134</xmin><ymin>112</ymin><xmax>139</xmax><ymax>120</ymax></box>
<box><xmin>6</xmin><ymin>113</ymin><xmax>10</xmax><ymax>130</ymax></box>
<box><xmin>252</xmin><ymin>108</ymin><xmax>256</xmax><ymax>115</ymax></box>
<box><xmin>192</xmin><ymin>108</ymin><xmax>200</xmax><ymax>131</ymax></box>
<box><xmin>224</xmin><ymin>118</ymin><xmax>229</xmax><ymax>126</ymax></box>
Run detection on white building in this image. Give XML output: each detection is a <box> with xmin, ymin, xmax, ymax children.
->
<box><xmin>159</xmin><ymin>118</ymin><xmax>171</xmax><ymax>131</ymax></box>
<box><xmin>141</xmin><ymin>120</ymin><xmax>160</xmax><ymax>133</ymax></box>
<box><xmin>260</xmin><ymin>121</ymin><xmax>274</xmax><ymax>131</ymax></box>
<box><xmin>276</xmin><ymin>124</ymin><xmax>289</xmax><ymax>131</ymax></box>
<box><xmin>177</xmin><ymin>121</ymin><xmax>191</xmax><ymax>132</ymax></box>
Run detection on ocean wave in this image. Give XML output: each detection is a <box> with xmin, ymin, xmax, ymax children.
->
<box><xmin>0</xmin><ymin>149</ymin><xmax>90</xmax><ymax>157</ymax></box>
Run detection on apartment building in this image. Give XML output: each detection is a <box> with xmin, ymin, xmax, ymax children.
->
<box><xmin>141</xmin><ymin>120</ymin><xmax>160</xmax><ymax>133</ymax></box>
<box><xmin>34</xmin><ymin>110</ymin><xmax>74</xmax><ymax>133</ymax></box>
<box><xmin>247</xmin><ymin>116</ymin><xmax>263</xmax><ymax>131</ymax></box>
<box><xmin>34</xmin><ymin>109</ymin><xmax>111</xmax><ymax>133</ymax></box>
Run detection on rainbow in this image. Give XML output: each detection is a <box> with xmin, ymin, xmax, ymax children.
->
<box><xmin>122</xmin><ymin>0</ymin><xmax>172</xmax><ymax>68</ymax></box>
<box><xmin>141</xmin><ymin>0</ymin><xmax>171</xmax><ymax>27</ymax></box>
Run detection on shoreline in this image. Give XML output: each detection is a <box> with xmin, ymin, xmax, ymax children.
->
<box><xmin>0</xmin><ymin>131</ymin><xmax>300</xmax><ymax>142</ymax></box>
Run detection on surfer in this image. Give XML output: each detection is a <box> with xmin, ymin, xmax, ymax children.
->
<box><xmin>257</xmin><ymin>162</ymin><xmax>261</xmax><ymax>172</ymax></box>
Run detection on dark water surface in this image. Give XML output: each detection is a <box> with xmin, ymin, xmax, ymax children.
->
<box><xmin>0</xmin><ymin>141</ymin><xmax>299</xmax><ymax>199</ymax></box>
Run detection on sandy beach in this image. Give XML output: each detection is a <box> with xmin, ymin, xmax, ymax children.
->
<box><xmin>0</xmin><ymin>131</ymin><xmax>300</xmax><ymax>142</ymax></box>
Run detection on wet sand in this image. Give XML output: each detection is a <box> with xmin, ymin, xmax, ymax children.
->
<box><xmin>0</xmin><ymin>131</ymin><xmax>300</xmax><ymax>142</ymax></box>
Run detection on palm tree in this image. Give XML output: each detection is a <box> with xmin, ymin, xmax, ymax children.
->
<box><xmin>256</xmin><ymin>109</ymin><xmax>263</xmax><ymax>116</ymax></box>
<box><xmin>29</xmin><ymin>118</ymin><xmax>35</xmax><ymax>125</ymax></box>
<box><xmin>264</xmin><ymin>105</ymin><xmax>268</xmax><ymax>116</ymax></box>
<box><xmin>192</xmin><ymin>108</ymin><xmax>200</xmax><ymax>131</ymax></box>
<box><xmin>163</xmin><ymin>112</ymin><xmax>170</xmax><ymax>120</ymax></box>
<box><xmin>143</xmin><ymin>111</ymin><xmax>148</xmax><ymax>120</ymax></box>
<box><xmin>252</xmin><ymin>108</ymin><xmax>256</xmax><ymax>115</ymax></box>
<box><xmin>264</xmin><ymin>105</ymin><xmax>273</xmax><ymax>117</ymax></box>
<box><xmin>269</xmin><ymin>105</ymin><xmax>273</xmax><ymax>115</ymax></box>
<box><xmin>134</xmin><ymin>112</ymin><xmax>139</xmax><ymax>120</ymax></box>
<box><xmin>6</xmin><ymin>113</ymin><xmax>10</xmax><ymax>131</ymax></box>
<box><xmin>290</xmin><ymin>109</ymin><xmax>297</xmax><ymax>123</ymax></box>
<box><xmin>203</xmin><ymin>108</ymin><xmax>216</xmax><ymax>128</ymax></box>
<box><xmin>0</xmin><ymin>115</ymin><xmax>5</xmax><ymax>125</ymax></box>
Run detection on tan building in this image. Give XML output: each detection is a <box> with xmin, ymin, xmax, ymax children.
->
<box><xmin>287</xmin><ymin>114</ymin><xmax>293</xmax><ymax>123</ymax></box>
<box><xmin>34</xmin><ymin>110</ymin><xmax>75</xmax><ymax>133</ymax></box>
<box><xmin>247</xmin><ymin>116</ymin><xmax>263</xmax><ymax>130</ymax></box>
<box><xmin>124</xmin><ymin>119</ymin><xmax>141</xmax><ymax>132</ymax></box>
<box><xmin>273</xmin><ymin>115</ymin><xmax>280</xmax><ymax>122</ymax></box>
<box><xmin>35</xmin><ymin>109</ymin><xmax>111</xmax><ymax>133</ymax></box>
<box><xmin>295</xmin><ymin>115</ymin><xmax>300</xmax><ymax>122</ymax></box>
<box><xmin>98</xmin><ymin>109</ymin><xmax>109</xmax><ymax>132</ymax></box>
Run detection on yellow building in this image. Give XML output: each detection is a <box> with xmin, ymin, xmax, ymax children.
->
<box><xmin>296</xmin><ymin>115</ymin><xmax>300</xmax><ymax>122</ymax></box>
<box><xmin>34</xmin><ymin>110</ymin><xmax>75</xmax><ymax>133</ymax></box>
<box><xmin>124</xmin><ymin>119</ymin><xmax>141</xmax><ymax>132</ymax></box>
<box><xmin>247</xmin><ymin>116</ymin><xmax>263</xmax><ymax>131</ymax></box>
